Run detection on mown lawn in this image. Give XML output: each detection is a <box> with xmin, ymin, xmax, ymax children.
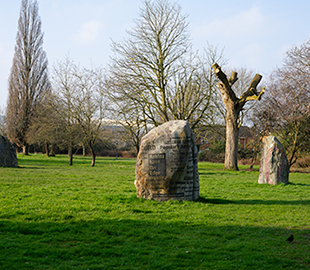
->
<box><xmin>0</xmin><ymin>154</ymin><xmax>310</xmax><ymax>269</ymax></box>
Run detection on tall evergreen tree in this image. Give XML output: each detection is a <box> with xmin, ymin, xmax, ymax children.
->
<box><xmin>6</xmin><ymin>0</ymin><xmax>50</xmax><ymax>155</ymax></box>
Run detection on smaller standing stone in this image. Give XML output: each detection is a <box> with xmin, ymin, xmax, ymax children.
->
<box><xmin>258</xmin><ymin>135</ymin><xmax>289</xmax><ymax>185</ymax></box>
<box><xmin>0</xmin><ymin>136</ymin><xmax>18</xmax><ymax>167</ymax></box>
<box><xmin>135</xmin><ymin>120</ymin><xmax>199</xmax><ymax>201</ymax></box>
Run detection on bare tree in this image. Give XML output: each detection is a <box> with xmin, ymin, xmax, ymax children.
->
<box><xmin>52</xmin><ymin>58</ymin><xmax>106</xmax><ymax>166</ymax></box>
<box><xmin>212</xmin><ymin>63</ymin><xmax>265</xmax><ymax>170</ymax></box>
<box><xmin>167</xmin><ymin>50</ymin><xmax>222</xmax><ymax>129</ymax></box>
<box><xmin>26</xmin><ymin>97</ymin><xmax>66</xmax><ymax>157</ymax></box>
<box><xmin>110</xmin><ymin>0</ymin><xmax>189</xmax><ymax>125</ymax></box>
<box><xmin>110</xmin><ymin>0</ymin><xmax>219</xmax><ymax>132</ymax></box>
<box><xmin>73</xmin><ymin>67</ymin><xmax>107</xmax><ymax>166</ymax></box>
<box><xmin>51</xmin><ymin>58</ymin><xmax>81</xmax><ymax>165</ymax></box>
<box><xmin>116</xmin><ymin>101</ymin><xmax>147</xmax><ymax>155</ymax></box>
<box><xmin>6</xmin><ymin>0</ymin><xmax>50</xmax><ymax>155</ymax></box>
<box><xmin>253</xmin><ymin>49</ymin><xmax>310</xmax><ymax>167</ymax></box>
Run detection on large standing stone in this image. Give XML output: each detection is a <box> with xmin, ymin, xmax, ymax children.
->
<box><xmin>258</xmin><ymin>135</ymin><xmax>289</xmax><ymax>185</ymax></box>
<box><xmin>135</xmin><ymin>120</ymin><xmax>199</xmax><ymax>201</ymax></box>
<box><xmin>0</xmin><ymin>136</ymin><xmax>18</xmax><ymax>167</ymax></box>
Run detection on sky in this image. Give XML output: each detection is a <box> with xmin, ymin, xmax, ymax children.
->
<box><xmin>1</xmin><ymin>0</ymin><xmax>310</xmax><ymax>109</ymax></box>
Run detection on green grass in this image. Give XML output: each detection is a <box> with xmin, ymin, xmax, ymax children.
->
<box><xmin>0</xmin><ymin>154</ymin><xmax>310</xmax><ymax>269</ymax></box>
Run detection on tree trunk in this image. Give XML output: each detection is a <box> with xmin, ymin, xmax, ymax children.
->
<box><xmin>68</xmin><ymin>142</ymin><xmax>73</xmax><ymax>166</ymax></box>
<box><xmin>82</xmin><ymin>144</ymin><xmax>86</xmax><ymax>156</ymax></box>
<box><xmin>90</xmin><ymin>146</ymin><xmax>96</xmax><ymax>167</ymax></box>
<box><xmin>49</xmin><ymin>145</ymin><xmax>55</xmax><ymax>156</ymax></box>
<box><xmin>225</xmin><ymin>107</ymin><xmax>239</xmax><ymax>171</ymax></box>
<box><xmin>22</xmin><ymin>144</ymin><xmax>29</xmax><ymax>155</ymax></box>
<box><xmin>135</xmin><ymin>143</ymin><xmax>140</xmax><ymax>156</ymax></box>
<box><xmin>250</xmin><ymin>145</ymin><xmax>258</xmax><ymax>170</ymax></box>
<box><xmin>45</xmin><ymin>141</ymin><xmax>49</xmax><ymax>157</ymax></box>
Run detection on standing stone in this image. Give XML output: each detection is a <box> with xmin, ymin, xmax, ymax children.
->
<box><xmin>135</xmin><ymin>120</ymin><xmax>199</xmax><ymax>201</ymax></box>
<box><xmin>258</xmin><ymin>135</ymin><xmax>289</xmax><ymax>185</ymax></box>
<box><xmin>0</xmin><ymin>136</ymin><xmax>18</xmax><ymax>167</ymax></box>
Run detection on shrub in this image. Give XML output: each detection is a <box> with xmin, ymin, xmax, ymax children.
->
<box><xmin>296</xmin><ymin>155</ymin><xmax>310</xmax><ymax>168</ymax></box>
<box><xmin>238</xmin><ymin>148</ymin><xmax>254</xmax><ymax>159</ymax></box>
<box><xmin>198</xmin><ymin>150</ymin><xmax>207</xmax><ymax>161</ymax></box>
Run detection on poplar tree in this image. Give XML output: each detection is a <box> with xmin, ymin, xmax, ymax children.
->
<box><xmin>6</xmin><ymin>0</ymin><xmax>50</xmax><ymax>155</ymax></box>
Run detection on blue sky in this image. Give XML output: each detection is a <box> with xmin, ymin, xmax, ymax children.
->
<box><xmin>1</xmin><ymin>0</ymin><xmax>310</xmax><ymax>109</ymax></box>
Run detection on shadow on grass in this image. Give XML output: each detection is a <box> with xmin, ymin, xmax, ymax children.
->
<box><xmin>197</xmin><ymin>197</ymin><xmax>310</xmax><ymax>205</ymax></box>
<box><xmin>17</xmin><ymin>166</ymin><xmax>47</xmax><ymax>169</ymax></box>
<box><xmin>288</xmin><ymin>182</ymin><xmax>310</xmax><ymax>187</ymax></box>
<box><xmin>198</xmin><ymin>172</ymin><xmax>224</xmax><ymax>175</ymax></box>
<box><xmin>0</xmin><ymin>219</ymin><xmax>309</xmax><ymax>269</ymax></box>
<box><xmin>17</xmin><ymin>156</ymin><xmax>134</xmax><ymax>167</ymax></box>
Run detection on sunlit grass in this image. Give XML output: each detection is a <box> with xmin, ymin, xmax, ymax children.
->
<box><xmin>0</xmin><ymin>154</ymin><xmax>309</xmax><ymax>269</ymax></box>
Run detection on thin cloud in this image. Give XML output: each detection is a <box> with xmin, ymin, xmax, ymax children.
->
<box><xmin>74</xmin><ymin>20</ymin><xmax>104</xmax><ymax>45</ymax></box>
<box><xmin>237</xmin><ymin>43</ymin><xmax>264</xmax><ymax>69</ymax></box>
<box><xmin>193</xmin><ymin>6</ymin><xmax>266</xmax><ymax>40</ymax></box>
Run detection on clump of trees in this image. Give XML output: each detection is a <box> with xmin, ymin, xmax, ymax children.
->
<box><xmin>51</xmin><ymin>58</ymin><xmax>107</xmax><ymax>166</ymax></box>
<box><xmin>7</xmin><ymin>0</ymin><xmax>310</xmax><ymax>169</ymax></box>
<box><xmin>27</xmin><ymin>58</ymin><xmax>108</xmax><ymax>166</ymax></box>
<box><xmin>6</xmin><ymin>0</ymin><xmax>110</xmax><ymax>166</ymax></box>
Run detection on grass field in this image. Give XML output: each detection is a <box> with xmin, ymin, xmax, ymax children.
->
<box><xmin>0</xmin><ymin>154</ymin><xmax>310</xmax><ymax>269</ymax></box>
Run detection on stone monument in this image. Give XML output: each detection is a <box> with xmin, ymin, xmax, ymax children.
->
<box><xmin>0</xmin><ymin>136</ymin><xmax>18</xmax><ymax>167</ymax></box>
<box><xmin>258</xmin><ymin>135</ymin><xmax>289</xmax><ymax>185</ymax></box>
<box><xmin>135</xmin><ymin>120</ymin><xmax>199</xmax><ymax>201</ymax></box>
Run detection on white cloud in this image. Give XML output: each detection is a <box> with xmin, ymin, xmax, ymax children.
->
<box><xmin>74</xmin><ymin>20</ymin><xmax>104</xmax><ymax>45</ymax></box>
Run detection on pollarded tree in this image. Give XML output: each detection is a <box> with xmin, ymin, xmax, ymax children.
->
<box><xmin>212</xmin><ymin>63</ymin><xmax>265</xmax><ymax>171</ymax></box>
<box><xmin>6</xmin><ymin>0</ymin><xmax>50</xmax><ymax>155</ymax></box>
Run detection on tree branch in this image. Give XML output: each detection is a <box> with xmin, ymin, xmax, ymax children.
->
<box><xmin>228</xmin><ymin>71</ymin><xmax>238</xmax><ymax>86</ymax></box>
<box><xmin>239</xmin><ymin>74</ymin><xmax>265</xmax><ymax>103</ymax></box>
<box><xmin>212</xmin><ymin>63</ymin><xmax>238</xmax><ymax>103</ymax></box>
<box><xmin>242</xmin><ymin>87</ymin><xmax>265</xmax><ymax>102</ymax></box>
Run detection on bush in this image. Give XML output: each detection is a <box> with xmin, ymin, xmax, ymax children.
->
<box><xmin>209</xmin><ymin>139</ymin><xmax>225</xmax><ymax>154</ymax></box>
<box><xmin>296</xmin><ymin>155</ymin><xmax>310</xmax><ymax>168</ymax></box>
<box><xmin>198</xmin><ymin>150</ymin><xmax>207</xmax><ymax>161</ymax></box>
<box><xmin>121</xmin><ymin>150</ymin><xmax>137</xmax><ymax>158</ymax></box>
<box><xmin>238</xmin><ymin>148</ymin><xmax>254</xmax><ymax>159</ymax></box>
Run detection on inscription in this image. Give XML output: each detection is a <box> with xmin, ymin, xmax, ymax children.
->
<box><xmin>142</xmin><ymin>144</ymin><xmax>156</xmax><ymax>151</ymax></box>
<box><xmin>148</xmin><ymin>153</ymin><xmax>166</xmax><ymax>177</ymax></box>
